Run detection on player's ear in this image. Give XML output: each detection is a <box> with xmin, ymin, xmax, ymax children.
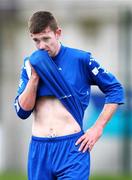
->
<box><xmin>55</xmin><ymin>28</ymin><xmax>61</xmax><ymax>39</ymax></box>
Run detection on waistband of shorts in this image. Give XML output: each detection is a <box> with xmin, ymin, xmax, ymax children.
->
<box><xmin>31</xmin><ymin>130</ymin><xmax>84</xmax><ymax>142</ymax></box>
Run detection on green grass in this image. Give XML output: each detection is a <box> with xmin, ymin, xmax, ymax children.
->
<box><xmin>90</xmin><ymin>175</ymin><xmax>132</xmax><ymax>180</ymax></box>
<box><xmin>0</xmin><ymin>171</ymin><xmax>27</xmax><ymax>180</ymax></box>
<box><xmin>0</xmin><ymin>172</ymin><xmax>132</xmax><ymax>180</ymax></box>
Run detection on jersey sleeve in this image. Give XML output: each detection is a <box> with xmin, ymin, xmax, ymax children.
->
<box><xmin>14</xmin><ymin>57</ymin><xmax>33</xmax><ymax>119</ymax></box>
<box><xmin>17</xmin><ymin>59</ymin><xmax>29</xmax><ymax>96</ymax></box>
<box><xmin>85</xmin><ymin>53</ymin><xmax>125</xmax><ymax>105</ymax></box>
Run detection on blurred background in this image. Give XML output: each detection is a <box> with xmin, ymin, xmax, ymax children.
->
<box><xmin>0</xmin><ymin>0</ymin><xmax>132</xmax><ymax>179</ymax></box>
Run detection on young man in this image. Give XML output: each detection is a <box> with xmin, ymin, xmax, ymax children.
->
<box><xmin>14</xmin><ymin>11</ymin><xmax>124</xmax><ymax>180</ymax></box>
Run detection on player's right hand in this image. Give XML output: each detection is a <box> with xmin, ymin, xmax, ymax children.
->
<box><xmin>30</xmin><ymin>63</ymin><xmax>40</xmax><ymax>80</ymax></box>
<box><xmin>25</xmin><ymin>59</ymin><xmax>39</xmax><ymax>81</ymax></box>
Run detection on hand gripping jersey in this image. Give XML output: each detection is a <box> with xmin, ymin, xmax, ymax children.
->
<box><xmin>14</xmin><ymin>45</ymin><xmax>124</xmax><ymax>128</ymax></box>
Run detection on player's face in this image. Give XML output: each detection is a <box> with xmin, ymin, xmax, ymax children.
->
<box><xmin>31</xmin><ymin>26</ymin><xmax>61</xmax><ymax>57</ymax></box>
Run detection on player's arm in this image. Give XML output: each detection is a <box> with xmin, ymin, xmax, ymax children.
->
<box><xmin>14</xmin><ymin>58</ymin><xmax>39</xmax><ymax>119</ymax></box>
<box><xmin>76</xmin><ymin>54</ymin><xmax>125</xmax><ymax>152</ymax></box>
<box><xmin>19</xmin><ymin>64</ymin><xmax>39</xmax><ymax>110</ymax></box>
<box><xmin>76</xmin><ymin>103</ymin><xmax>118</xmax><ymax>152</ymax></box>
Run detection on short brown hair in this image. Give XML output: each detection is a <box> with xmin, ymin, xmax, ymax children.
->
<box><xmin>28</xmin><ymin>11</ymin><xmax>58</xmax><ymax>33</ymax></box>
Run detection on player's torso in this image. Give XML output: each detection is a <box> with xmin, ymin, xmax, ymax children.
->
<box><xmin>32</xmin><ymin>96</ymin><xmax>81</xmax><ymax>137</ymax></box>
<box><xmin>32</xmin><ymin>46</ymin><xmax>90</xmax><ymax>137</ymax></box>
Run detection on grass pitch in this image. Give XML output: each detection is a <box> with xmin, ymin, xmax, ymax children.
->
<box><xmin>0</xmin><ymin>172</ymin><xmax>132</xmax><ymax>180</ymax></box>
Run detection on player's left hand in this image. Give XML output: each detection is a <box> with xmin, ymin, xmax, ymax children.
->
<box><xmin>75</xmin><ymin>125</ymin><xmax>103</xmax><ymax>152</ymax></box>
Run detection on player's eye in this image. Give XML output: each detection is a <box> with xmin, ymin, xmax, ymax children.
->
<box><xmin>42</xmin><ymin>37</ymin><xmax>50</xmax><ymax>42</ymax></box>
<box><xmin>33</xmin><ymin>38</ymin><xmax>40</xmax><ymax>43</ymax></box>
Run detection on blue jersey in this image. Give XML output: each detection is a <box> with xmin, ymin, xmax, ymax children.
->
<box><xmin>15</xmin><ymin>45</ymin><xmax>124</xmax><ymax>127</ymax></box>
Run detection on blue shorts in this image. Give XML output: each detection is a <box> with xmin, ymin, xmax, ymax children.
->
<box><xmin>28</xmin><ymin>131</ymin><xmax>90</xmax><ymax>180</ymax></box>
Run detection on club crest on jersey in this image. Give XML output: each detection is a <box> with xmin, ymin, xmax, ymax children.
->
<box><xmin>92</xmin><ymin>67</ymin><xmax>99</xmax><ymax>75</ymax></box>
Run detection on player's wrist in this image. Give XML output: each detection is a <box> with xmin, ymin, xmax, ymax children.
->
<box><xmin>29</xmin><ymin>75</ymin><xmax>39</xmax><ymax>86</ymax></box>
<box><xmin>31</xmin><ymin>74</ymin><xmax>39</xmax><ymax>80</ymax></box>
<box><xmin>93</xmin><ymin>123</ymin><xmax>104</xmax><ymax>132</ymax></box>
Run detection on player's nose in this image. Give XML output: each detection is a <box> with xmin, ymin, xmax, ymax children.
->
<box><xmin>39</xmin><ymin>41</ymin><xmax>47</xmax><ymax>50</ymax></box>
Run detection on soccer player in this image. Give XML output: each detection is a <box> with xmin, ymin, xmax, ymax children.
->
<box><xmin>14</xmin><ymin>11</ymin><xmax>124</xmax><ymax>180</ymax></box>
